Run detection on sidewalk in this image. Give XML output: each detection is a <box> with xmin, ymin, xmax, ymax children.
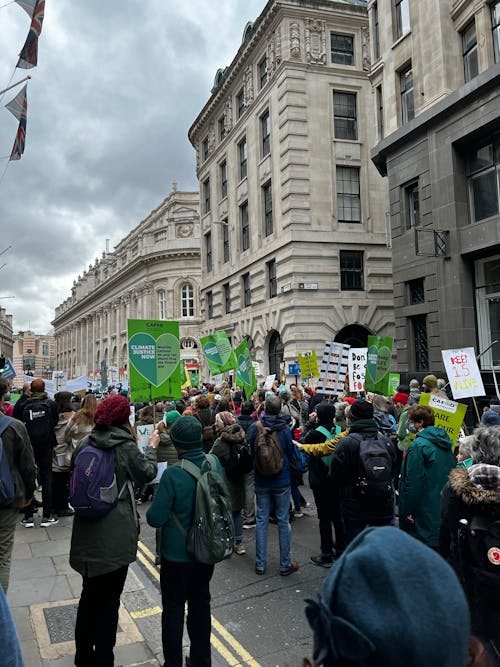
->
<box><xmin>7</xmin><ymin>513</ymin><xmax>162</xmax><ymax>667</ymax></box>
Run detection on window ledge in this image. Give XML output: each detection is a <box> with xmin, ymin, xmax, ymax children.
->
<box><xmin>392</xmin><ymin>30</ymin><xmax>411</xmax><ymax>50</ymax></box>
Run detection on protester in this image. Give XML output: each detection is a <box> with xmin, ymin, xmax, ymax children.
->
<box><xmin>238</xmin><ymin>401</ymin><xmax>257</xmax><ymax>529</ymax></box>
<box><xmin>193</xmin><ymin>394</ymin><xmax>216</xmax><ymax>453</ymax></box>
<box><xmin>64</xmin><ymin>393</ymin><xmax>97</xmax><ymax>448</ymax></box>
<box><xmin>51</xmin><ymin>391</ymin><xmax>75</xmax><ymax>517</ymax></box>
<box><xmin>12</xmin><ymin>382</ymin><xmax>31</xmax><ymax>421</ymax></box>
<box><xmin>422</xmin><ymin>374</ymin><xmax>448</xmax><ymax>398</ymax></box>
<box><xmin>0</xmin><ymin>583</ymin><xmax>25</xmax><ymax>666</ymax></box>
<box><xmin>70</xmin><ymin>394</ymin><xmax>158</xmax><ymax>667</ymax></box>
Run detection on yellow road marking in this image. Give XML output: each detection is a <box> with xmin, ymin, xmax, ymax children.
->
<box><xmin>136</xmin><ymin>549</ymin><xmax>160</xmax><ymax>581</ymax></box>
<box><xmin>210</xmin><ymin>632</ymin><xmax>241</xmax><ymax>666</ymax></box>
<box><xmin>137</xmin><ymin>539</ymin><xmax>157</xmax><ymax>564</ymax></box>
<box><xmin>211</xmin><ymin>615</ymin><xmax>263</xmax><ymax>667</ymax></box>
<box><xmin>130</xmin><ymin>606</ymin><xmax>162</xmax><ymax>619</ymax></box>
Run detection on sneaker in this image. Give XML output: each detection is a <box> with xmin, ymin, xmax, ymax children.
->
<box><xmin>21</xmin><ymin>517</ymin><xmax>34</xmax><ymax>528</ymax></box>
<box><xmin>293</xmin><ymin>511</ymin><xmax>304</xmax><ymax>518</ymax></box>
<box><xmin>243</xmin><ymin>521</ymin><xmax>256</xmax><ymax>529</ymax></box>
<box><xmin>57</xmin><ymin>508</ymin><xmax>75</xmax><ymax>517</ymax></box>
<box><xmin>255</xmin><ymin>566</ymin><xmax>266</xmax><ymax>575</ymax></box>
<box><xmin>310</xmin><ymin>554</ymin><xmax>334</xmax><ymax>568</ymax></box>
<box><xmin>300</xmin><ymin>500</ymin><xmax>310</xmax><ymax>508</ymax></box>
<box><xmin>280</xmin><ymin>561</ymin><xmax>299</xmax><ymax>576</ymax></box>
<box><xmin>234</xmin><ymin>544</ymin><xmax>246</xmax><ymax>556</ymax></box>
<box><xmin>40</xmin><ymin>516</ymin><xmax>59</xmax><ymax>527</ymax></box>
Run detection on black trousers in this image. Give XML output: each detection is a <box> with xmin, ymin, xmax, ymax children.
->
<box><xmin>25</xmin><ymin>447</ymin><xmax>53</xmax><ymax>518</ymax></box>
<box><xmin>160</xmin><ymin>559</ymin><xmax>214</xmax><ymax>667</ymax></box>
<box><xmin>52</xmin><ymin>470</ymin><xmax>70</xmax><ymax>513</ymax></box>
<box><xmin>312</xmin><ymin>486</ymin><xmax>345</xmax><ymax>557</ymax></box>
<box><xmin>74</xmin><ymin>565</ymin><xmax>128</xmax><ymax>667</ymax></box>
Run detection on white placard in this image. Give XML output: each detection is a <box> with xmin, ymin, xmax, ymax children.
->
<box><xmin>317</xmin><ymin>341</ymin><xmax>350</xmax><ymax>396</ymax></box>
<box><xmin>129</xmin><ymin>405</ymin><xmax>136</xmax><ymax>426</ymax></box>
<box><xmin>264</xmin><ymin>374</ymin><xmax>276</xmax><ymax>390</ymax></box>
<box><xmin>136</xmin><ymin>424</ymin><xmax>154</xmax><ymax>454</ymax></box>
<box><xmin>442</xmin><ymin>347</ymin><xmax>485</xmax><ymax>399</ymax></box>
<box><xmin>154</xmin><ymin>461</ymin><xmax>168</xmax><ymax>484</ymax></box>
<box><xmin>348</xmin><ymin>348</ymin><xmax>367</xmax><ymax>394</ymax></box>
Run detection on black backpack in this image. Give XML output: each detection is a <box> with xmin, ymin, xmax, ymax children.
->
<box><xmin>225</xmin><ymin>440</ymin><xmax>253</xmax><ymax>480</ymax></box>
<box><xmin>353</xmin><ymin>433</ymin><xmax>394</xmax><ymax>500</ymax></box>
<box><xmin>22</xmin><ymin>399</ymin><xmax>54</xmax><ymax>447</ymax></box>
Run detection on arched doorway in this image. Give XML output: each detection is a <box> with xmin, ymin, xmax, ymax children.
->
<box><xmin>268</xmin><ymin>330</ymin><xmax>284</xmax><ymax>377</ymax></box>
<box><xmin>335</xmin><ymin>324</ymin><xmax>372</xmax><ymax>348</ymax></box>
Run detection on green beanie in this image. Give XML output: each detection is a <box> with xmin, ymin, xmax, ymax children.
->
<box><xmin>164</xmin><ymin>409</ymin><xmax>181</xmax><ymax>426</ymax></box>
<box><xmin>170</xmin><ymin>415</ymin><xmax>203</xmax><ymax>450</ymax></box>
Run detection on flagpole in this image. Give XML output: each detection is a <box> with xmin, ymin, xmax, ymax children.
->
<box><xmin>0</xmin><ymin>75</ymin><xmax>30</xmax><ymax>97</ymax></box>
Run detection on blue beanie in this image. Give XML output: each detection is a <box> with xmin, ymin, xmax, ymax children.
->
<box><xmin>305</xmin><ymin>527</ymin><xmax>470</xmax><ymax>667</ymax></box>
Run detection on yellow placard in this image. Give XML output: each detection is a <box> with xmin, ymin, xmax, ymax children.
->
<box><xmin>298</xmin><ymin>350</ymin><xmax>319</xmax><ymax>378</ymax></box>
<box><xmin>419</xmin><ymin>392</ymin><xmax>467</xmax><ymax>448</ymax></box>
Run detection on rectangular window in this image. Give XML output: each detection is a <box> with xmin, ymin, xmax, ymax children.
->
<box><xmin>395</xmin><ymin>0</ymin><xmax>410</xmax><ymax>39</ymax></box>
<box><xmin>205</xmin><ymin>231</ymin><xmax>212</xmax><ymax>272</ymax></box>
<box><xmin>377</xmin><ymin>85</ymin><xmax>384</xmax><ymax>139</ymax></box>
<box><xmin>267</xmin><ymin>259</ymin><xmax>277</xmax><ymax>298</ymax></box>
<box><xmin>400</xmin><ymin>66</ymin><xmax>414</xmax><ymax>124</ymax></box>
<box><xmin>373</xmin><ymin>2</ymin><xmax>380</xmax><ymax>60</ymax></box>
<box><xmin>408</xmin><ymin>278</ymin><xmax>425</xmax><ymax>305</ymax></box>
<box><xmin>220</xmin><ymin>161</ymin><xmax>227</xmax><ymax>199</ymax></box>
<box><xmin>492</xmin><ymin>2</ymin><xmax>500</xmax><ymax>63</ymax></box>
<box><xmin>259</xmin><ymin>55</ymin><xmax>268</xmax><ymax>88</ymax></box>
<box><xmin>202</xmin><ymin>137</ymin><xmax>209</xmax><ymax>162</ymax></box>
<box><xmin>223</xmin><ymin>283</ymin><xmax>230</xmax><ymax>314</ymax></box>
<box><xmin>467</xmin><ymin>142</ymin><xmax>500</xmax><ymax>222</ymax></box>
<box><xmin>242</xmin><ymin>272</ymin><xmax>251</xmax><ymax>307</ymax></box>
<box><xmin>222</xmin><ymin>221</ymin><xmax>230</xmax><ymax>263</ymax></box>
<box><xmin>261</xmin><ymin>110</ymin><xmax>270</xmax><ymax>156</ymax></box>
<box><xmin>412</xmin><ymin>315</ymin><xmax>429</xmax><ymax>372</ymax></box>
<box><xmin>203</xmin><ymin>178</ymin><xmax>211</xmax><ymax>214</ymax></box>
<box><xmin>405</xmin><ymin>182</ymin><xmax>420</xmax><ymax>229</ymax></box>
<box><xmin>463</xmin><ymin>22</ymin><xmax>479</xmax><ymax>82</ymax></box>
<box><xmin>263</xmin><ymin>181</ymin><xmax>273</xmax><ymax>236</ymax></box>
<box><xmin>333</xmin><ymin>91</ymin><xmax>357</xmax><ymax>140</ymax></box>
<box><xmin>236</xmin><ymin>88</ymin><xmax>245</xmax><ymax>119</ymax></box>
<box><xmin>340</xmin><ymin>250</ymin><xmax>364</xmax><ymax>291</ymax></box>
<box><xmin>218</xmin><ymin>116</ymin><xmax>226</xmax><ymax>141</ymax></box>
<box><xmin>240</xmin><ymin>201</ymin><xmax>249</xmax><ymax>251</ymax></box>
<box><xmin>331</xmin><ymin>33</ymin><xmax>354</xmax><ymax>65</ymax></box>
<box><xmin>206</xmin><ymin>291</ymin><xmax>213</xmax><ymax>320</ymax></box>
<box><xmin>336</xmin><ymin>166</ymin><xmax>361</xmax><ymax>223</ymax></box>
<box><xmin>239</xmin><ymin>138</ymin><xmax>247</xmax><ymax>180</ymax></box>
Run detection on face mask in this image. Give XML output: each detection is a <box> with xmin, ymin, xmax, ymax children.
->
<box><xmin>407</xmin><ymin>422</ymin><xmax>417</xmax><ymax>434</ymax></box>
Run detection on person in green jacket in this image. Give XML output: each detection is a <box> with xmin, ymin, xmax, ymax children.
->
<box><xmin>399</xmin><ymin>404</ymin><xmax>455</xmax><ymax>548</ymax></box>
<box><xmin>70</xmin><ymin>394</ymin><xmax>158</xmax><ymax>667</ymax></box>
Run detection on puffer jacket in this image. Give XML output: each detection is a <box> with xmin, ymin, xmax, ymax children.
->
<box><xmin>212</xmin><ymin>424</ymin><xmax>247</xmax><ymax>511</ymax></box>
<box><xmin>0</xmin><ymin>415</ymin><xmax>36</xmax><ymax>508</ymax></box>
<box><xmin>69</xmin><ymin>425</ymin><xmax>157</xmax><ymax>578</ymax></box>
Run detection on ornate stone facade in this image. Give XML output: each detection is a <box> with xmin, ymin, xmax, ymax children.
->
<box><xmin>0</xmin><ymin>307</ymin><xmax>13</xmax><ymax>364</ymax></box>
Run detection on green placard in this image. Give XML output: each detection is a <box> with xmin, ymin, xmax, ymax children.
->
<box><xmin>388</xmin><ymin>373</ymin><xmax>401</xmax><ymax>395</ymax></box>
<box><xmin>127</xmin><ymin>319</ymin><xmax>181</xmax><ymax>402</ymax></box>
<box><xmin>200</xmin><ymin>331</ymin><xmax>237</xmax><ymax>374</ymax></box>
<box><xmin>235</xmin><ymin>339</ymin><xmax>257</xmax><ymax>399</ymax></box>
<box><xmin>364</xmin><ymin>336</ymin><xmax>393</xmax><ymax>394</ymax></box>
<box><xmin>419</xmin><ymin>392</ymin><xmax>467</xmax><ymax>449</ymax></box>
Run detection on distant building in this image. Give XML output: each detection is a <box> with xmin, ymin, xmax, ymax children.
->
<box><xmin>52</xmin><ymin>187</ymin><xmax>202</xmax><ymax>381</ymax></box>
<box><xmin>0</xmin><ymin>306</ymin><xmax>13</xmax><ymax>364</ymax></box>
<box><xmin>12</xmin><ymin>330</ymin><xmax>55</xmax><ymax>380</ymax></box>
<box><xmin>189</xmin><ymin>0</ymin><xmax>394</xmax><ymax>381</ymax></box>
<box><xmin>370</xmin><ymin>0</ymin><xmax>500</xmax><ymax>377</ymax></box>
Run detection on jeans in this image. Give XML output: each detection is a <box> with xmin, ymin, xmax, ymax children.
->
<box><xmin>25</xmin><ymin>447</ymin><xmax>53</xmax><ymax>519</ymax></box>
<box><xmin>160</xmin><ymin>559</ymin><xmax>214</xmax><ymax>667</ymax></box>
<box><xmin>232</xmin><ymin>511</ymin><xmax>243</xmax><ymax>545</ymax></box>
<box><xmin>0</xmin><ymin>508</ymin><xmax>18</xmax><ymax>592</ymax></box>
<box><xmin>290</xmin><ymin>482</ymin><xmax>305</xmax><ymax>512</ymax></box>
<box><xmin>74</xmin><ymin>565</ymin><xmax>128</xmax><ymax>666</ymax></box>
<box><xmin>255</xmin><ymin>486</ymin><xmax>291</xmax><ymax>571</ymax></box>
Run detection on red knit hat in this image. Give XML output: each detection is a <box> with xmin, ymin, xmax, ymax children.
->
<box><xmin>393</xmin><ymin>392</ymin><xmax>409</xmax><ymax>406</ymax></box>
<box><xmin>94</xmin><ymin>394</ymin><xmax>131</xmax><ymax>428</ymax></box>
<box><xmin>344</xmin><ymin>397</ymin><xmax>356</xmax><ymax>405</ymax></box>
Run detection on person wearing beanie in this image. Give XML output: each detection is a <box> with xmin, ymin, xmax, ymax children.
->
<box><xmin>303</xmin><ymin>526</ymin><xmax>493</xmax><ymax>667</ymax></box>
<box><xmin>330</xmin><ymin>400</ymin><xmax>396</xmax><ymax>546</ymax></box>
<box><xmin>147</xmin><ymin>416</ymin><xmax>223</xmax><ymax>666</ymax></box>
<box><xmin>422</xmin><ymin>373</ymin><xmax>448</xmax><ymax>398</ymax></box>
<box><xmin>70</xmin><ymin>394</ymin><xmax>158</xmax><ymax>667</ymax></box>
<box><xmin>481</xmin><ymin>409</ymin><xmax>500</xmax><ymax>426</ymax></box>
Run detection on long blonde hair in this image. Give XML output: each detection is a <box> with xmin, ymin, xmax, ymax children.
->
<box><xmin>72</xmin><ymin>394</ymin><xmax>97</xmax><ymax>426</ymax></box>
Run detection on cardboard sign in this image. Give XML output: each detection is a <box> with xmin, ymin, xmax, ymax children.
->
<box><xmin>264</xmin><ymin>374</ymin><xmax>276</xmax><ymax>390</ymax></box>
<box><xmin>348</xmin><ymin>348</ymin><xmax>367</xmax><ymax>393</ymax></box>
<box><xmin>365</xmin><ymin>336</ymin><xmax>393</xmax><ymax>395</ymax></box>
<box><xmin>442</xmin><ymin>347</ymin><xmax>485</xmax><ymax>399</ymax></box>
<box><xmin>298</xmin><ymin>350</ymin><xmax>319</xmax><ymax>378</ymax></box>
<box><xmin>317</xmin><ymin>341</ymin><xmax>350</xmax><ymax>396</ymax></box>
<box><xmin>136</xmin><ymin>423</ymin><xmax>155</xmax><ymax>454</ymax></box>
<box><xmin>419</xmin><ymin>392</ymin><xmax>467</xmax><ymax>447</ymax></box>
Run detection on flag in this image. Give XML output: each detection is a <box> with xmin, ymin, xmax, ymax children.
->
<box><xmin>5</xmin><ymin>84</ymin><xmax>28</xmax><ymax>161</ymax></box>
<box><xmin>15</xmin><ymin>0</ymin><xmax>37</xmax><ymax>17</ymax></box>
<box><xmin>17</xmin><ymin>0</ymin><xmax>45</xmax><ymax>69</ymax></box>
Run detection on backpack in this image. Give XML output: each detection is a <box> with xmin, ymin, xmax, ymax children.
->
<box><xmin>254</xmin><ymin>421</ymin><xmax>284</xmax><ymax>476</ymax></box>
<box><xmin>69</xmin><ymin>441</ymin><xmax>125</xmax><ymax>518</ymax></box>
<box><xmin>225</xmin><ymin>440</ymin><xmax>253</xmax><ymax>480</ymax></box>
<box><xmin>352</xmin><ymin>433</ymin><xmax>394</xmax><ymax>499</ymax></box>
<box><xmin>22</xmin><ymin>399</ymin><xmax>53</xmax><ymax>447</ymax></box>
<box><xmin>172</xmin><ymin>455</ymin><xmax>234</xmax><ymax>564</ymax></box>
<box><xmin>0</xmin><ymin>416</ymin><xmax>15</xmax><ymax>507</ymax></box>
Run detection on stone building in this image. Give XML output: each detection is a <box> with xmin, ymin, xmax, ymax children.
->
<box><xmin>0</xmin><ymin>306</ymin><xmax>13</xmax><ymax>364</ymax></box>
<box><xmin>12</xmin><ymin>330</ymin><xmax>55</xmax><ymax>380</ymax></box>
<box><xmin>188</xmin><ymin>0</ymin><xmax>394</xmax><ymax>381</ymax></box>
<box><xmin>370</xmin><ymin>0</ymin><xmax>500</xmax><ymax>376</ymax></box>
<box><xmin>52</xmin><ymin>187</ymin><xmax>202</xmax><ymax>381</ymax></box>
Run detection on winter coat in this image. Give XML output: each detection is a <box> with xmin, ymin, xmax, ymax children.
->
<box><xmin>64</xmin><ymin>415</ymin><xmax>93</xmax><ymax>449</ymax></box>
<box><xmin>69</xmin><ymin>425</ymin><xmax>157</xmax><ymax>578</ymax></box>
<box><xmin>0</xmin><ymin>415</ymin><xmax>36</xmax><ymax>508</ymax></box>
<box><xmin>52</xmin><ymin>411</ymin><xmax>74</xmax><ymax>472</ymax></box>
<box><xmin>156</xmin><ymin>421</ymin><xmax>178</xmax><ymax>467</ymax></box>
<box><xmin>21</xmin><ymin>392</ymin><xmax>59</xmax><ymax>449</ymax></box>
<box><xmin>212</xmin><ymin>424</ymin><xmax>247</xmax><ymax>511</ymax></box>
<box><xmin>237</xmin><ymin>413</ymin><xmax>254</xmax><ymax>437</ymax></box>
<box><xmin>248</xmin><ymin>414</ymin><xmax>295</xmax><ymax>489</ymax></box>
<box><xmin>399</xmin><ymin>426</ymin><xmax>455</xmax><ymax>548</ymax></box>
<box><xmin>147</xmin><ymin>449</ymin><xmax>222</xmax><ymax>563</ymax></box>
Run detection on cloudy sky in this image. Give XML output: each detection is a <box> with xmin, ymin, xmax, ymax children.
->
<box><xmin>0</xmin><ymin>0</ymin><xmax>264</xmax><ymax>335</ymax></box>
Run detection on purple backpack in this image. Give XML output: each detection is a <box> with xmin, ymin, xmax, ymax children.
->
<box><xmin>69</xmin><ymin>444</ymin><xmax>123</xmax><ymax>518</ymax></box>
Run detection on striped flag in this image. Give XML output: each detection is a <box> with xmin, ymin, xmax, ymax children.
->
<box><xmin>14</xmin><ymin>0</ymin><xmax>37</xmax><ymax>17</ymax></box>
<box><xmin>5</xmin><ymin>84</ymin><xmax>28</xmax><ymax>161</ymax></box>
<box><xmin>17</xmin><ymin>0</ymin><xmax>45</xmax><ymax>69</ymax></box>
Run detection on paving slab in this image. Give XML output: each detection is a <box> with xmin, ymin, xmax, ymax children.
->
<box><xmin>10</xmin><ymin>605</ymin><xmax>35</xmax><ymax>642</ymax></box>
<box><xmin>19</xmin><ymin>638</ymin><xmax>42</xmax><ymax>667</ymax></box>
<box><xmin>11</xmin><ymin>541</ymin><xmax>32</xmax><ymax>560</ymax></box>
<box><xmin>14</xmin><ymin>527</ymin><xmax>50</xmax><ymax>544</ymax></box>
<box><xmin>8</xmin><ymin>575</ymin><xmax>73</xmax><ymax>606</ymax></box>
<box><xmin>30</xmin><ymin>538</ymin><xmax>72</xmax><ymax>559</ymax></box>
<box><xmin>10</xmin><ymin>556</ymin><xmax>57</xmax><ymax>580</ymax></box>
<box><xmin>114</xmin><ymin>641</ymin><xmax>156</xmax><ymax>665</ymax></box>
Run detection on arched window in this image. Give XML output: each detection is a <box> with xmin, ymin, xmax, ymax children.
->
<box><xmin>158</xmin><ymin>290</ymin><xmax>166</xmax><ymax>320</ymax></box>
<box><xmin>181</xmin><ymin>338</ymin><xmax>197</xmax><ymax>350</ymax></box>
<box><xmin>181</xmin><ymin>283</ymin><xmax>195</xmax><ymax>318</ymax></box>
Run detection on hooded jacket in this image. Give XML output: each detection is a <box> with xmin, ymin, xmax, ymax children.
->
<box><xmin>248</xmin><ymin>414</ymin><xmax>294</xmax><ymax>489</ymax></box>
<box><xmin>212</xmin><ymin>424</ymin><xmax>247</xmax><ymax>511</ymax></box>
<box><xmin>399</xmin><ymin>426</ymin><xmax>455</xmax><ymax>547</ymax></box>
<box><xmin>21</xmin><ymin>392</ymin><xmax>59</xmax><ymax>449</ymax></box>
<box><xmin>69</xmin><ymin>425</ymin><xmax>157</xmax><ymax>578</ymax></box>
<box><xmin>0</xmin><ymin>415</ymin><xmax>36</xmax><ymax>508</ymax></box>
<box><xmin>52</xmin><ymin>410</ymin><xmax>74</xmax><ymax>472</ymax></box>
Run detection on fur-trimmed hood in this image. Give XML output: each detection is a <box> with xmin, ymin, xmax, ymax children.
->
<box><xmin>449</xmin><ymin>466</ymin><xmax>500</xmax><ymax>517</ymax></box>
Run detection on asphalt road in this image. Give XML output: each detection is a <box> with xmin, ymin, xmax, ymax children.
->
<box><xmin>134</xmin><ymin>484</ymin><xmax>329</xmax><ymax>667</ymax></box>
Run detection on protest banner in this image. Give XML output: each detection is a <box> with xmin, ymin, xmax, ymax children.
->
<box><xmin>1</xmin><ymin>358</ymin><xmax>16</xmax><ymax>379</ymax></box>
<box><xmin>388</xmin><ymin>373</ymin><xmax>401</xmax><ymax>395</ymax></box>
<box><xmin>419</xmin><ymin>392</ymin><xmax>467</xmax><ymax>448</ymax></box>
<box><xmin>136</xmin><ymin>423</ymin><xmax>155</xmax><ymax>455</ymax></box>
<box><xmin>442</xmin><ymin>347</ymin><xmax>485</xmax><ymax>400</ymax></box>
<box><xmin>298</xmin><ymin>350</ymin><xmax>319</xmax><ymax>378</ymax></box>
<box><xmin>128</xmin><ymin>319</ymin><xmax>181</xmax><ymax>402</ymax></box>
<box><xmin>348</xmin><ymin>348</ymin><xmax>367</xmax><ymax>393</ymax></box>
<box><xmin>200</xmin><ymin>331</ymin><xmax>237</xmax><ymax>374</ymax></box>
<box><xmin>364</xmin><ymin>336</ymin><xmax>393</xmax><ymax>394</ymax></box>
<box><xmin>235</xmin><ymin>339</ymin><xmax>258</xmax><ymax>399</ymax></box>
<box><xmin>316</xmin><ymin>341</ymin><xmax>350</xmax><ymax>396</ymax></box>
<box><xmin>264</xmin><ymin>374</ymin><xmax>276</xmax><ymax>390</ymax></box>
